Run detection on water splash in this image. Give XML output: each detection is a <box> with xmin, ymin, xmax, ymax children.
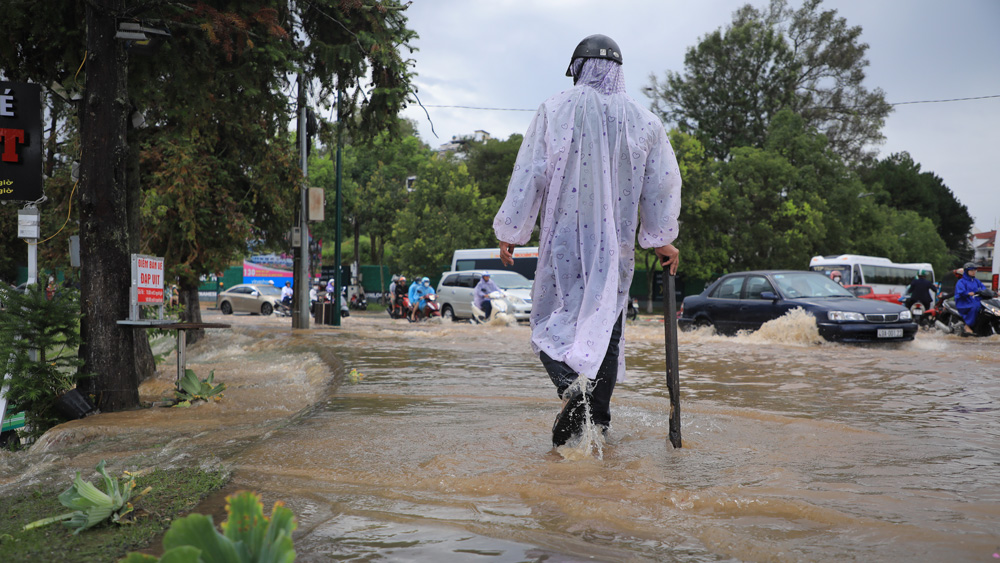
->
<box><xmin>555</xmin><ymin>377</ymin><xmax>605</xmax><ymax>460</ymax></box>
<box><xmin>487</xmin><ymin>313</ymin><xmax>517</xmax><ymax>327</ymax></box>
<box><xmin>740</xmin><ymin>308</ymin><xmax>825</xmax><ymax>346</ymax></box>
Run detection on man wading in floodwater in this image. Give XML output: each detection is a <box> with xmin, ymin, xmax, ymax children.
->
<box><xmin>494</xmin><ymin>34</ymin><xmax>681</xmax><ymax>447</ymax></box>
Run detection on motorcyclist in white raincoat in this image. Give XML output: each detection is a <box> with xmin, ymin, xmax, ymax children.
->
<box><xmin>494</xmin><ymin>35</ymin><xmax>681</xmax><ymax>442</ymax></box>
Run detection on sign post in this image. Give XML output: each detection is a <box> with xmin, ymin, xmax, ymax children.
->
<box><xmin>130</xmin><ymin>254</ymin><xmax>165</xmax><ymax>321</ymax></box>
<box><xmin>1</xmin><ymin>82</ymin><xmax>43</xmax><ymax>202</ymax></box>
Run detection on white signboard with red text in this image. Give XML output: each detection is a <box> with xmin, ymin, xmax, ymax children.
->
<box><xmin>130</xmin><ymin>254</ymin><xmax>165</xmax><ymax>320</ymax></box>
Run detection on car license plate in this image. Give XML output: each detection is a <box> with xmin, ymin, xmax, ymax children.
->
<box><xmin>877</xmin><ymin>328</ymin><xmax>903</xmax><ymax>338</ymax></box>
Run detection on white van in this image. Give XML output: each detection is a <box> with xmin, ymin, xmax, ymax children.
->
<box><xmin>450</xmin><ymin>247</ymin><xmax>539</xmax><ymax>280</ymax></box>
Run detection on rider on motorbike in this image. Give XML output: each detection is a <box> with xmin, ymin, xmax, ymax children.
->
<box><xmin>905</xmin><ymin>270</ymin><xmax>936</xmax><ymax>311</ymax></box>
<box><xmin>409</xmin><ymin>276</ymin><xmax>435</xmax><ymax>321</ymax></box>
<box><xmin>474</xmin><ymin>272</ymin><xmax>500</xmax><ymax>320</ymax></box>
<box><xmin>955</xmin><ymin>262</ymin><xmax>986</xmax><ymax>335</ymax></box>
<box><xmin>393</xmin><ymin>276</ymin><xmax>408</xmax><ymax>307</ymax></box>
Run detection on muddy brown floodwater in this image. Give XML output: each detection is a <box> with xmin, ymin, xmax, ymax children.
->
<box><xmin>2</xmin><ymin>307</ymin><xmax>999</xmax><ymax>562</ymax></box>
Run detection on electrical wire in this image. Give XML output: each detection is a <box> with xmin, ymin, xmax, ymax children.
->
<box><xmin>420</xmin><ymin>94</ymin><xmax>1000</xmax><ymax>113</ymax></box>
<box><xmin>23</xmin><ymin>181</ymin><xmax>78</xmax><ymax>246</ymax></box>
<box><xmin>889</xmin><ymin>94</ymin><xmax>1000</xmax><ymax>106</ymax></box>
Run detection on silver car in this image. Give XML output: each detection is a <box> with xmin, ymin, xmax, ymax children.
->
<box><xmin>216</xmin><ymin>283</ymin><xmax>284</xmax><ymax>315</ymax></box>
<box><xmin>436</xmin><ymin>270</ymin><xmax>532</xmax><ymax>321</ymax></box>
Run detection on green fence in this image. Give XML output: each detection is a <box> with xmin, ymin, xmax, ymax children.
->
<box><xmin>197</xmin><ymin>266</ymin><xmax>244</xmax><ymax>292</ymax></box>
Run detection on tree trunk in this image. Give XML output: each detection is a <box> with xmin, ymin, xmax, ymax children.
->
<box><xmin>128</xmin><ymin>114</ymin><xmax>155</xmax><ymax>383</ymax></box>
<box><xmin>353</xmin><ymin>220</ymin><xmax>361</xmax><ymax>281</ymax></box>
<box><xmin>77</xmin><ymin>0</ymin><xmax>139</xmax><ymax>411</ymax></box>
<box><xmin>179</xmin><ymin>281</ymin><xmax>205</xmax><ymax>346</ymax></box>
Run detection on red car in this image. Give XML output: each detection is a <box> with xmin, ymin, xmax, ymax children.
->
<box><xmin>844</xmin><ymin>285</ymin><xmax>902</xmax><ymax>304</ymax></box>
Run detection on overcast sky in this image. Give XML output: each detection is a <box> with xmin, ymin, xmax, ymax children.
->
<box><xmin>398</xmin><ymin>0</ymin><xmax>1000</xmax><ymax>234</ymax></box>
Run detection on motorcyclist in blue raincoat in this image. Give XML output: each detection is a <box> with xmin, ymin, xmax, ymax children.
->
<box><xmin>408</xmin><ymin>276</ymin><xmax>435</xmax><ymax>321</ymax></box>
<box><xmin>955</xmin><ymin>262</ymin><xmax>986</xmax><ymax>335</ymax></box>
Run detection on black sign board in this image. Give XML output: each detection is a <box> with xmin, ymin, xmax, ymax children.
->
<box><xmin>0</xmin><ymin>82</ymin><xmax>43</xmax><ymax>201</ymax></box>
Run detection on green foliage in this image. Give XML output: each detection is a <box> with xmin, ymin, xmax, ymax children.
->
<box><xmin>646</xmin><ymin>0</ymin><xmax>891</xmax><ymax>163</ymax></box>
<box><xmin>661</xmin><ymin>130</ymin><xmax>730</xmax><ymax>281</ymax></box>
<box><xmin>0</xmin><ymin>286</ymin><xmax>89</xmax><ymax>437</ymax></box>
<box><xmin>312</xmin><ymin>122</ymin><xmax>431</xmax><ymax>267</ymax></box>
<box><xmin>23</xmin><ymin>460</ymin><xmax>146</xmax><ymax>535</ymax></box>
<box><xmin>0</xmin><ymin>1</ymin><xmax>418</xmax><ymax>409</ymax></box>
<box><xmin>456</xmin><ymin>134</ymin><xmax>524</xmax><ymax>201</ymax></box>
<box><xmin>121</xmin><ymin>491</ymin><xmax>297</xmax><ymax>563</ymax></box>
<box><xmin>174</xmin><ymin>370</ymin><xmax>226</xmax><ymax>407</ymax></box>
<box><xmin>857</xmin><ymin>152</ymin><xmax>973</xmax><ymax>261</ymax></box>
<box><xmin>0</xmin><ymin>467</ymin><xmax>229</xmax><ymax>563</ymax></box>
<box><xmin>391</xmin><ymin>157</ymin><xmax>497</xmax><ymax>275</ymax></box>
<box><xmin>647</xmin><ymin>16</ymin><xmax>797</xmax><ymax>161</ymax></box>
<box><xmin>660</xmin><ymin>108</ymin><xmax>957</xmax><ymax>279</ymax></box>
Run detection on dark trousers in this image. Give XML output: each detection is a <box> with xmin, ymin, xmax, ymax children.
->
<box><xmin>539</xmin><ymin>313</ymin><xmax>623</xmax><ymax>428</ymax></box>
<box><xmin>480</xmin><ymin>300</ymin><xmax>493</xmax><ymax>319</ymax></box>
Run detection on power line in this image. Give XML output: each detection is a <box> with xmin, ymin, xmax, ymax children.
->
<box><xmin>421</xmin><ymin>94</ymin><xmax>1000</xmax><ymax>113</ymax></box>
<box><xmin>889</xmin><ymin>94</ymin><xmax>1000</xmax><ymax>106</ymax></box>
<box><xmin>422</xmin><ymin>105</ymin><xmax>535</xmax><ymax>112</ymax></box>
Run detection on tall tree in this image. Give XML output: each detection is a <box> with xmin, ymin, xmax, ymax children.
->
<box><xmin>311</xmin><ymin>120</ymin><xmax>429</xmax><ymax>271</ymax></box>
<box><xmin>857</xmin><ymin>152</ymin><xmax>973</xmax><ymax>261</ymax></box>
<box><xmin>75</xmin><ymin>0</ymin><xmax>136</xmax><ymax>409</ymax></box>
<box><xmin>391</xmin><ymin>157</ymin><xmax>495</xmax><ymax>276</ymax></box>
<box><xmin>645</xmin><ymin>0</ymin><xmax>891</xmax><ymax>163</ymax></box>
<box><xmin>457</xmin><ymin>134</ymin><xmax>523</xmax><ymax>201</ymax></box>
<box><xmin>0</xmin><ymin>0</ymin><xmax>418</xmax><ymax>411</ymax></box>
<box><xmin>661</xmin><ymin>130</ymin><xmax>729</xmax><ymax>281</ymax></box>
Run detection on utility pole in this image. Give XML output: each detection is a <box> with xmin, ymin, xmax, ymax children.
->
<box><xmin>333</xmin><ymin>89</ymin><xmax>343</xmax><ymax>326</ymax></box>
<box><xmin>293</xmin><ymin>76</ymin><xmax>310</xmax><ymax>329</ymax></box>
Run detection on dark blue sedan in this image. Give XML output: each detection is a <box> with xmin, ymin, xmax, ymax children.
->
<box><xmin>678</xmin><ymin>270</ymin><xmax>918</xmax><ymax>342</ymax></box>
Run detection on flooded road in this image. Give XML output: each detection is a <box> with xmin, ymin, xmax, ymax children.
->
<box><xmin>212</xmin><ymin>311</ymin><xmax>1000</xmax><ymax>562</ymax></box>
<box><xmin>3</xmin><ymin>306</ymin><xmax>996</xmax><ymax>562</ymax></box>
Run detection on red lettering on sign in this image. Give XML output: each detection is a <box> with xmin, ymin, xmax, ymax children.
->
<box><xmin>0</xmin><ymin>128</ymin><xmax>25</xmax><ymax>163</ymax></box>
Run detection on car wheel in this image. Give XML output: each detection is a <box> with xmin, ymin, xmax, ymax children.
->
<box><xmin>261</xmin><ymin>302</ymin><xmax>273</xmax><ymax>316</ymax></box>
<box><xmin>441</xmin><ymin>305</ymin><xmax>455</xmax><ymax>322</ymax></box>
<box><xmin>220</xmin><ymin>301</ymin><xmax>233</xmax><ymax>315</ymax></box>
<box><xmin>694</xmin><ymin>318</ymin><xmax>714</xmax><ymax>332</ymax></box>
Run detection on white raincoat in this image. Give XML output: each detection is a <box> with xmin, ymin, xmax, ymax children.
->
<box><xmin>493</xmin><ymin>58</ymin><xmax>681</xmax><ymax>381</ymax></box>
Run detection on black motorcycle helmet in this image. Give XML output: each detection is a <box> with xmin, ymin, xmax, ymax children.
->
<box><xmin>565</xmin><ymin>34</ymin><xmax>623</xmax><ymax>77</ymax></box>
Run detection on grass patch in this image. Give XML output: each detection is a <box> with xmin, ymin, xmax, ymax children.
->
<box><xmin>0</xmin><ymin>466</ymin><xmax>229</xmax><ymax>562</ymax></box>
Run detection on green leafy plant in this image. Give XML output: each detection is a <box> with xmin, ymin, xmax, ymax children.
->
<box><xmin>24</xmin><ymin>460</ymin><xmax>150</xmax><ymax>535</ymax></box>
<box><xmin>174</xmin><ymin>369</ymin><xmax>226</xmax><ymax>407</ymax></box>
<box><xmin>0</xmin><ymin>285</ymin><xmax>91</xmax><ymax>437</ymax></box>
<box><xmin>347</xmin><ymin>368</ymin><xmax>365</xmax><ymax>384</ymax></box>
<box><xmin>121</xmin><ymin>490</ymin><xmax>297</xmax><ymax>563</ymax></box>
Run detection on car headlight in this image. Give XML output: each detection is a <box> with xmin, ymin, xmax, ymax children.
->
<box><xmin>507</xmin><ymin>295</ymin><xmax>525</xmax><ymax>306</ymax></box>
<box><xmin>898</xmin><ymin>310</ymin><xmax>912</xmax><ymax>321</ymax></box>
<box><xmin>827</xmin><ymin>311</ymin><xmax>865</xmax><ymax>322</ymax></box>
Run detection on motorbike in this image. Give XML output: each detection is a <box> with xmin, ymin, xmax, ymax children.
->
<box><xmin>934</xmin><ymin>289</ymin><xmax>1000</xmax><ymax>337</ymax></box>
<box><xmin>350</xmin><ymin>292</ymin><xmax>368</xmax><ymax>311</ymax></box>
<box><xmin>411</xmin><ymin>293</ymin><xmax>441</xmax><ymax>322</ymax></box>
<box><xmin>275</xmin><ymin>297</ymin><xmax>293</xmax><ymax>317</ymax></box>
<box><xmin>901</xmin><ymin>294</ymin><xmax>937</xmax><ymax>330</ymax></box>
<box><xmin>387</xmin><ymin>295</ymin><xmax>411</xmax><ymax>319</ymax></box>
<box><xmin>471</xmin><ymin>290</ymin><xmax>509</xmax><ymax>324</ymax></box>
